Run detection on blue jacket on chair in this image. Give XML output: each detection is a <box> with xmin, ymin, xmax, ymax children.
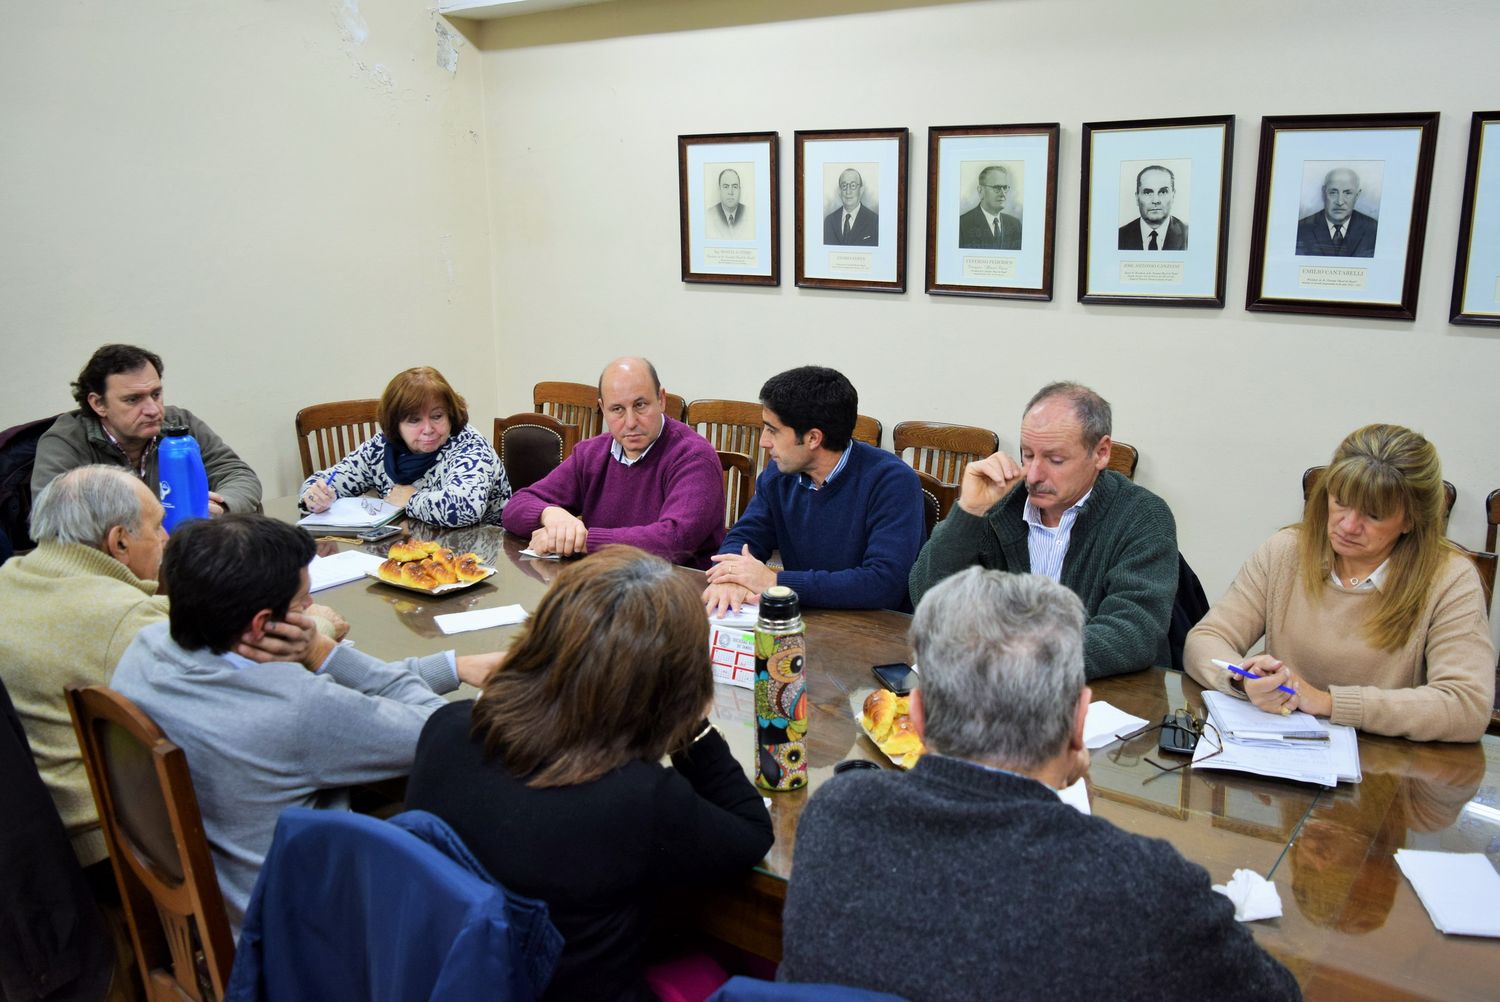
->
<box><xmin>226</xmin><ymin>808</ymin><xmax>562</xmax><ymax>1002</ymax></box>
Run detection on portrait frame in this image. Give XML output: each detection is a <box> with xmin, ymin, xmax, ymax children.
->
<box><xmin>794</xmin><ymin>128</ymin><xmax>908</xmax><ymax>294</ymax></box>
<box><xmin>1078</xmin><ymin>115</ymin><xmax>1234</xmax><ymax>308</ymax></box>
<box><xmin>1245</xmin><ymin>112</ymin><xmax>1439</xmax><ymax>321</ymax></box>
<box><xmin>678</xmin><ymin>131</ymin><xmax>779</xmax><ymax>287</ymax></box>
<box><xmin>1449</xmin><ymin>111</ymin><xmax>1500</xmax><ymax>326</ymax></box>
<box><xmin>925</xmin><ymin>123</ymin><xmax>1060</xmax><ymax>301</ymax></box>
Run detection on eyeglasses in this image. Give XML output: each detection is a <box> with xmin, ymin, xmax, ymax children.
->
<box><xmin>979</xmin><ymin>184</ymin><xmax>1010</xmax><ymax>193</ymax></box>
<box><xmin>1112</xmin><ymin>707</ymin><xmax>1222</xmax><ymax>782</ymax></box>
<box><xmin>838</xmin><ymin>182</ymin><xmax>862</xmax><ymax>192</ymax></box>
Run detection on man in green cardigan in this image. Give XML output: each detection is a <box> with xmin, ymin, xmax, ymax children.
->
<box><xmin>908</xmin><ymin>382</ymin><xmax>1177</xmax><ymax>678</ymax></box>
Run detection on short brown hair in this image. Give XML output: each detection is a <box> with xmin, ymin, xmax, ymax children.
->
<box><xmin>377</xmin><ymin>367</ymin><xmax>469</xmax><ymax>442</ymax></box>
<box><xmin>470</xmin><ymin>545</ymin><xmax>712</xmax><ymax>788</ymax></box>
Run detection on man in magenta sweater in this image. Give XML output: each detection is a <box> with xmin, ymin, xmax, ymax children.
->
<box><xmin>501</xmin><ymin>358</ymin><xmax>725</xmax><ymax>568</ymax></box>
<box><xmin>703</xmin><ymin>366</ymin><xmax>924</xmax><ymax>613</ymax></box>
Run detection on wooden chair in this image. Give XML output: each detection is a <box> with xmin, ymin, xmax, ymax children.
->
<box><xmin>1451</xmin><ymin>542</ymin><xmax>1497</xmax><ymax>614</ymax></box>
<box><xmin>718</xmin><ymin>450</ymin><xmax>754</xmax><ymax>528</ymax></box>
<box><xmin>852</xmin><ymin>414</ymin><xmax>883</xmax><ymax>449</ymax></box>
<box><xmin>687</xmin><ymin>399</ymin><xmax>768</xmax><ymax>481</ymax></box>
<box><xmin>534</xmin><ymin>381</ymin><xmax>687</xmax><ymax>441</ymax></box>
<box><xmin>914</xmin><ymin>470</ymin><xmax>957</xmax><ymax>539</ymax></box>
<box><xmin>295</xmin><ymin>399</ymin><xmax>380</xmax><ymax>479</ymax></box>
<box><xmin>493</xmin><ymin>412</ymin><xmax>579</xmax><ymax>488</ymax></box>
<box><xmin>1301</xmin><ymin>466</ymin><xmax>1457</xmax><ymax>525</ymax></box>
<box><xmin>66</xmin><ymin>685</ymin><xmax>233</xmax><ymax>1002</ymax></box>
<box><xmin>1108</xmin><ymin>440</ymin><xmax>1139</xmax><ymax>480</ymax></box>
<box><xmin>1486</xmin><ymin>488</ymin><xmax>1499</xmax><ymax>553</ymax></box>
<box><xmin>893</xmin><ymin>421</ymin><xmax>999</xmax><ymax>485</ymax></box>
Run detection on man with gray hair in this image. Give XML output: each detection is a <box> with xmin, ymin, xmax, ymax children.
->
<box><xmin>0</xmin><ymin>466</ymin><xmax>319</xmax><ymax>868</ymax></box>
<box><xmin>909</xmin><ymin>381</ymin><xmax>1177</xmax><ymax>678</ymax></box>
<box><xmin>779</xmin><ymin>568</ymin><xmax>1300</xmax><ymax>1001</ymax></box>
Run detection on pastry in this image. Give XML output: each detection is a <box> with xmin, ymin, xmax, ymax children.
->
<box><xmin>455</xmin><ymin>553</ymin><xmax>486</xmax><ymax>582</ymax></box>
<box><xmin>424</xmin><ymin>557</ymin><xmax>459</xmax><ymax>586</ymax></box>
<box><xmin>861</xmin><ymin>689</ymin><xmax>897</xmax><ymax>743</ymax></box>
<box><xmin>881</xmin><ymin>716</ymin><xmax>923</xmax><ymax>758</ymax></box>
<box><xmin>376</xmin><ymin>559</ymin><xmax>405</xmax><ymax>584</ymax></box>
<box><xmin>400</xmin><ymin>561</ymin><xmax>438</xmax><ymax>590</ymax></box>
<box><xmin>387</xmin><ymin>540</ymin><xmax>429</xmax><ymax>563</ymax></box>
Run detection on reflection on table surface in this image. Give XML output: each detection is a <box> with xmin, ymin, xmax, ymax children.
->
<box><xmin>273</xmin><ymin>499</ymin><xmax>1500</xmax><ymax>998</ymax></box>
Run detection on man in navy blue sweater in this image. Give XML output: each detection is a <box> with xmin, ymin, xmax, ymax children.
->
<box><xmin>703</xmin><ymin>366</ymin><xmax>924</xmax><ymax>613</ymax></box>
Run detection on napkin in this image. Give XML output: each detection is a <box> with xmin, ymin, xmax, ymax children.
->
<box><xmin>1394</xmin><ymin>849</ymin><xmax>1500</xmax><ymax>937</ymax></box>
<box><xmin>433</xmin><ymin>604</ymin><xmax>528</xmax><ymax>635</ymax></box>
<box><xmin>1056</xmin><ymin>777</ymin><xmax>1091</xmax><ymax>815</ymax></box>
<box><xmin>1211</xmin><ymin>868</ymin><xmax>1283</xmax><ymax>921</ymax></box>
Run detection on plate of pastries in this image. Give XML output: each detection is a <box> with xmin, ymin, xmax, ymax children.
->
<box><xmin>859</xmin><ymin>688</ymin><xmax>925</xmax><ymax>767</ymax></box>
<box><xmin>368</xmin><ymin>539</ymin><xmax>494</xmax><ymax>594</ymax></box>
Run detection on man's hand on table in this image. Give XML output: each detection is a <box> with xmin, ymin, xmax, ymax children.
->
<box><xmin>703</xmin><ymin>581</ymin><xmax>760</xmax><ymax>618</ymax></box>
<box><xmin>456</xmin><ymin>651</ymin><xmax>506</xmax><ymax>688</ymax></box>
<box><xmin>530</xmin><ymin>507</ymin><xmax>589</xmax><ymax>556</ymax></box>
<box><xmin>704</xmin><ymin>545</ymin><xmax>777</xmax><ymax>598</ymax></box>
<box><xmin>957</xmin><ymin>451</ymin><xmax>1025</xmax><ymax>517</ymax></box>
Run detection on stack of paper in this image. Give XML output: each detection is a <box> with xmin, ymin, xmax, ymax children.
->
<box><xmin>1083</xmin><ymin>700</ymin><xmax>1149</xmax><ymax>749</ymax></box>
<box><xmin>1394</xmin><ymin>850</ymin><xmax>1500</xmax><ymax>937</ymax></box>
<box><xmin>308</xmin><ymin>550</ymin><xmax>385</xmax><ymax>593</ymax></box>
<box><xmin>1192</xmin><ymin>691</ymin><xmax>1361</xmax><ymax>787</ymax></box>
<box><xmin>297</xmin><ymin>497</ymin><xmax>402</xmax><ymax>532</ymax></box>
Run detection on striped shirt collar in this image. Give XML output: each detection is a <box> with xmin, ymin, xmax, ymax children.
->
<box><xmin>800</xmin><ymin>443</ymin><xmax>852</xmax><ymax>491</ymax></box>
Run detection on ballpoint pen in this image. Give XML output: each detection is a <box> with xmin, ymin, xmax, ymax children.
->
<box><xmin>1211</xmin><ymin>659</ymin><xmax>1297</xmax><ymax>696</ymax></box>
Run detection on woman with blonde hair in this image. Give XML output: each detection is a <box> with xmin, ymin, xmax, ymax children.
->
<box><xmin>405</xmin><ymin>545</ymin><xmax>773</xmax><ymax>1001</ymax></box>
<box><xmin>1186</xmin><ymin>423</ymin><xmax>1494</xmax><ymax>742</ymax></box>
<box><xmin>298</xmin><ymin>366</ymin><xmax>510</xmax><ymax>526</ymax></box>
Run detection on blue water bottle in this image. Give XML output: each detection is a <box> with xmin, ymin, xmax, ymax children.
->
<box><xmin>157</xmin><ymin>424</ymin><xmax>210</xmax><ymax>532</ymax></box>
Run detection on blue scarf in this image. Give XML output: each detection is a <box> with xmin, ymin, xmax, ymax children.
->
<box><xmin>383</xmin><ymin>435</ymin><xmax>445</xmax><ymax>485</ymax></box>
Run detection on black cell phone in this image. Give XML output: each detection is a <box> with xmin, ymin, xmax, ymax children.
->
<box><xmin>871</xmin><ymin>662</ymin><xmax>916</xmax><ymax>695</ymax></box>
<box><xmin>357</xmin><ymin>524</ymin><xmax>403</xmax><ymax>543</ymax></box>
<box><xmin>1157</xmin><ymin>711</ymin><xmax>1200</xmax><ymax>755</ymax></box>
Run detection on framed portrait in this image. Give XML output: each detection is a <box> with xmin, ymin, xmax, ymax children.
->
<box><xmin>925</xmin><ymin>123</ymin><xmax>1059</xmax><ymax>300</ymax></box>
<box><xmin>678</xmin><ymin>132</ymin><xmax>779</xmax><ymax>286</ymax></box>
<box><xmin>1450</xmin><ymin>111</ymin><xmax>1500</xmax><ymax>326</ymax></box>
<box><xmin>1078</xmin><ymin>115</ymin><xmax>1234</xmax><ymax>308</ymax></box>
<box><xmin>1245</xmin><ymin>112</ymin><xmax>1439</xmax><ymax>320</ymax></box>
<box><xmin>795</xmin><ymin>128</ymin><xmax>908</xmax><ymax>293</ymax></box>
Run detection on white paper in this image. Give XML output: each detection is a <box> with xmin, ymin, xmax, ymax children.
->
<box><xmin>1083</xmin><ymin>700</ymin><xmax>1150</xmax><ymax>750</ymax></box>
<box><xmin>308</xmin><ymin>550</ymin><xmax>385</xmax><ymax>593</ymax></box>
<box><xmin>707</xmin><ymin>606</ymin><xmax>760</xmax><ymax>630</ymax></box>
<box><xmin>1193</xmin><ymin>691</ymin><xmax>1360</xmax><ymax>787</ymax></box>
<box><xmin>519</xmin><ymin>548</ymin><xmax>562</xmax><ymax>561</ymax></box>
<box><xmin>1395</xmin><ymin>850</ymin><xmax>1500</xmax><ymax>937</ymax></box>
<box><xmin>709</xmin><ymin>623</ymin><xmax>757</xmax><ymax>690</ymax></box>
<box><xmin>1057</xmin><ymin>777</ymin><xmax>1091</xmax><ymax>815</ymax></box>
<box><xmin>433</xmin><ymin>604</ymin><xmax>528</xmax><ymax>635</ymax></box>
<box><xmin>297</xmin><ymin>497</ymin><xmax>402</xmax><ymax>529</ymax></box>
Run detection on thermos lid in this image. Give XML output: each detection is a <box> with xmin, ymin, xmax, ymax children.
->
<box><xmin>160</xmin><ymin>423</ymin><xmax>190</xmax><ymax>437</ymax></box>
<box><xmin>759</xmin><ymin>585</ymin><xmax>800</xmax><ymax>618</ymax></box>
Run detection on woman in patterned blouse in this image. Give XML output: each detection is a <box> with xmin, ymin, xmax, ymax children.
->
<box><xmin>299</xmin><ymin>367</ymin><xmax>511</xmax><ymax>527</ymax></box>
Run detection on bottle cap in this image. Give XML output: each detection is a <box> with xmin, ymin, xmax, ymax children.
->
<box><xmin>759</xmin><ymin>585</ymin><xmax>800</xmax><ymax>618</ymax></box>
<box><xmin>160</xmin><ymin>423</ymin><xmax>190</xmax><ymax>437</ymax></box>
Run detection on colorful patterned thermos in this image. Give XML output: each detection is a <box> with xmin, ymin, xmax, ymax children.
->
<box><xmin>754</xmin><ymin>585</ymin><xmax>808</xmax><ymax>791</ymax></box>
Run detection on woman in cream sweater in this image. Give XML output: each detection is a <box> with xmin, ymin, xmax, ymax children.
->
<box><xmin>1185</xmin><ymin>424</ymin><xmax>1494</xmax><ymax>742</ymax></box>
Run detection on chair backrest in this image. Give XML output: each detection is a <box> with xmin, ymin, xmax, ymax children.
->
<box><xmin>1108</xmin><ymin>440</ymin><xmax>1139</xmax><ymax>480</ymax></box>
<box><xmin>533</xmin><ymin>381</ymin><xmax>603</xmax><ymax>442</ymax></box>
<box><xmin>0</xmin><ymin>415</ymin><xmax>58</xmax><ymax>551</ymax></box>
<box><xmin>687</xmin><ymin>399</ymin><xmax>768</xmax><ymax>482</ymax></box>
<box><xmin>718</xmin><ymin>450</ymin><xmax>754</xmax><ymax>529</ymax></box>
<box><xmin>1301</xmin><ymin>465</ymin><xmax>1457</xmax><ymax>527</ymax></box>
<box><xmin>892</xmin><ymin>420</ymin><xmax>999</xmax><ymax>484</ymax></box>
<box><xmin>852</xmin><ymin>414</ymin><xmax>883</xmax><ymax>449</ymax></box>
<box><xmin>663</xmin><ymin>392</ymin><xmax>688</xmax><ymax>423</ymax></box>
<box><xmin>1486</xmin><ymin>487</ymin><xmax>1499</xmax><ymax>553</ymax></box>
<box><xmin>494</xmin><ymin>413</ymin><xmax>579</xmax><ymax>488</ymax></box>
<box><xmin>295</xmin><ymin>399</ymin><xmax>381</xmax><ymax>479</ymax></box>
<box><xmin>1452</xmin><ymin>542</ymin><xmax>1497</xmax><ymax>615</ymax></box>
<box><xmin>914</xmin><ymin>470</ymin><xmax>943</xmax><ymax>539</ymax></box>
<box><xmin>66</xmin><ymin>685</ymin><xmax>233</xmax><ymax>1002</ymax></box>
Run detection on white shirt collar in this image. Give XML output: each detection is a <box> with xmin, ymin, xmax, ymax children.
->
<box><xmin>608</xmin><ymin>412</ymin><xmax>666</xmax><ymax>467</ymax></box>
<box><xmin>1022</xmin><ymin>487</ymin><xmax>1093</xmax><ymax>528</ymax></box>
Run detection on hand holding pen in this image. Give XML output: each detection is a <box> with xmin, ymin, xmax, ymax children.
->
<box><xmin>301</xmin><ymin>470</ymin><xmax>338</xmax><ymax>513</ymax></box>
<box><xmin>1212</xmin><ymin>656</ymin><xmax>1333</xmax><ymax>719</ymax></box>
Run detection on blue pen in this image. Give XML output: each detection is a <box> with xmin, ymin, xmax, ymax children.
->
<box><xmin>1211</xmin><ymin>659</ymin><xmax>1296</xmax><ymax>696</ymax></box>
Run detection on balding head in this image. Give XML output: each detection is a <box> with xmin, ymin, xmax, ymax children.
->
<box><xmin>598</xmin><ymin>357</ymin><xmax>668</xmax><ymax>460</ymax></box>
<box><xmin>29</xmin><ymin>466</ymin><xmax>167</xmax><ymax>581</ymax></box>
<box><xmin>1321</xmin><ymin>168</ymin><xmax>1362</xmax><ymax>225</ymax></box>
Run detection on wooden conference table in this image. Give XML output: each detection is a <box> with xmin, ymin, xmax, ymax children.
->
<box><xmin>276</xmin><ymin>501</ymin><xmax>1499</xmax><ymax>1001</ymax></box>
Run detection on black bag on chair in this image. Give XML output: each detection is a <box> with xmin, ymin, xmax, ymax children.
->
<box><xmin>1168</xmin><ymin>552</ymin><xmax>1210</xmax><ymax>672</ymax></box>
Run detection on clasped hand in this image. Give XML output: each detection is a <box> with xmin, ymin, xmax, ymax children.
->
<box><xmin>1237</xmin><ymin>654</ymin><xmax>1333</xmax><ymax>718</ymax></box>
<box><xmin>702</xmin><ymin>545</ymin><xmax>776</xmax><ymax>617</ymax></box>
<box><xmin>529</xmin><ymin>507</ymin><xmax>589</xmax><ymax>556</ymax></box>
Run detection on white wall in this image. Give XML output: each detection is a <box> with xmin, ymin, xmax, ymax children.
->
<box><xmin>479</xmin><ymin>0</ymin><xmax>1500</xmax><ymax>622</ymax></box>
<box><xmin>0</xmin><ymin>0</ymin><xmax>497</xmax><ymax>496</ymax></box>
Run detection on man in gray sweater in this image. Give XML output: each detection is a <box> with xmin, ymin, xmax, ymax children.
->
<box><xmin>779</xmin><ymin>569</ymin><xmax>1300</xmax><ymax>1001</ymax></box>
<box><xmin>908</xmin><ymin>381</ymin><xmax>1176</xmax><ymax>678</ymax></box>
<box><xmin>110</xmin><ymin>515</ymin><xmax>502</xmax><ymax>935</ymax></box>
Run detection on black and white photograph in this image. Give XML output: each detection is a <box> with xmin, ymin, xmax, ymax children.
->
<box><xmin>796</xmin><ymin>128</ymin><xmax>908</xmax><ymax>293</ymax></box>
<box><xmin>926</xmin><ymin>124</ymin><xmax>1058</xmax><ymax>300</ymax></box>
<box><xmin>678</xmin><ymin>131</ymin><xmax>779</xmax><ymax>286</ymax></box>
<box><xmin>1450</xmin><ymin>110</ymin><xmax>1500</xmax><ymax>326</ymax></box>
<box><xmin>1079</xmin><ymin>115</ymin><xmax>1233</xmax><ymax>307</ymax></box>
<box><xmin>1246</xmin><ymin>112</ymin><xmax>1439</xmax><ymax>320</ymax></box>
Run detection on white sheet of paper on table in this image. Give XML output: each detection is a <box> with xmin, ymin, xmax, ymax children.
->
<box><xmin>1083</xmin><ymin>700</ymin><xmax>1150</xmax><ymax>749</ymax></box>
<box><xmin>707</xmin><ymin>606</ymin><xmax>760</xmax><ymax>630</ymax></box>
<box><xmin>519</xmin><ymin>549</ymin><xmax>562</xmax><ymax>560</ymax></box>
<box><xmin>1056</xmin><ymin>777</ymin><xmax>1091</xmax><ymax>815</ymax></box>
<box><xmin>433</xmin><ymin>604</ymin><xmax>529</xmax><ymax>635</ymax></box>
<box><xmin>1394</xmin><ymin>849</ymin><xmax>1500</xmax><ymax>937</ymax></box>
<box><xmin>308</xmin><ymin>550</ymin><xmax>386</xmax><ymax>593</ymax></box>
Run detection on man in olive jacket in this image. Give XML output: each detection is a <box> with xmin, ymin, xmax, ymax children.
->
<box><xmin>908</xmin><ymin>382</ymin><xmax>1176</xmax><ymax>678</ymax></box>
